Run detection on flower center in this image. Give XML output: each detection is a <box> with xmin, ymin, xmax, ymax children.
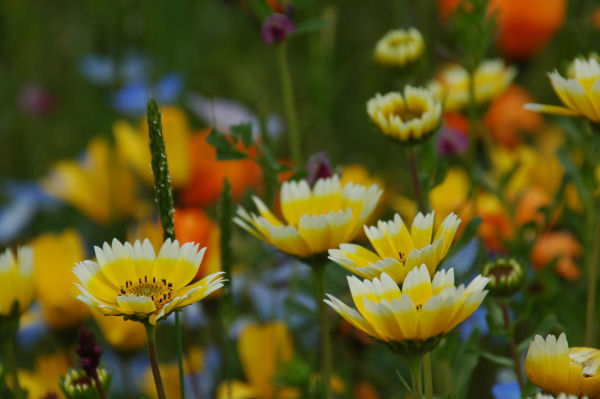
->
<box><xmin>389</xmin><ymin>102</ymin><xmax>425</xmax><ymax>122</ymax></box>
<box><xmin>120</xmin><ymin>276</ymin><xmax>174</xmax><ymax>309</ymax></box>
<box><xmin>398</xmin><ymin>251</ymin><xmax>407</xmax><ymax>262</ymax></box>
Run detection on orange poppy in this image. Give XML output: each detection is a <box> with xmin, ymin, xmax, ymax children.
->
<box><xmin>437</xmin><ymin>0</ymin><xmax>566</xmax><ymax>59</ymax></box>
<box><xmin>531</xmin><ymin>232</ymin><xmax>582</xmax><ymax>281</ymax></box>
<box><xmin>485</xmin><ymin>85</ymin><xmax>543</xmax><ymax>148</ymax></box>
<box><xmin>180</xmin><ymin>129</ymin><xmax>263</xmax><ymax>207</ymax></box>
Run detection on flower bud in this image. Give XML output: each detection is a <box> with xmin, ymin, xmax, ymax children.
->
<box><xmin>482</xmin><ymin>257</ymin><xmax>523</xmax><ymax>297</ymax></box>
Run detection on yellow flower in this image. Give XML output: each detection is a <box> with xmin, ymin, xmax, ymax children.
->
<box><xmin>428</xmin><ymin>168</ymin><xmax>470</xmax><ymax>227</ymax></box>
<box><xmin>0</xmin><ymin>246</ymin><xmax>34</xmax><ymax>316</ymax></box>
<box><xmin>234</xmin><ymin>175</ymin><xmax>382</xmax><ymax>258</ymax></box>
<box><xmin>19</xmin><ymin>353</ymin><xmax>70</xmax><ymax>399</ymax></box>
<box><xmin>114</xmin><ymin>106</ymin><xmax>191</xmax><ymax>187</ymax></box>
<box><xmin>92</xmin><ymin>309</ymin><xmax>146</xmax><ymax>353</ymax></box>
<box><xmin>526</xmin><ymin>57</ymin><xmax>600</xmax><ymax>123</ymax></box>
<box><xmin>328</xmin><ymin>212</ymin><xmax>461</xmax><ymax>283</ymax></box>
<box><xmin>366</xmin><ymin>86</ymin><xmax>442</xmax><ymax>143</ymax></box>
<box><xmin>42</xmin><ymin>138</ymin><xmax>137</xmax><ymax>224</ymax></box>
<box><xmin>430</xmin><ymin>60</ymin><xmax>517</xmax><ymax>112</ymax></box>
<box><xmin>73</xmin><ymin>238</ymin><xmax>225</xmax><ymax>324</ymax></box>
<box><xmin>217</xmin><ymin>321</ymin><xmax>299</xmax><ymax>399</ymax></box>
<box><xmin>525</xmin><ymin>333</ymin><xmax>600</xmax><ymax>398</ymax></box>
<box><xmin>374</xmin><ymin>28</ymin><xmax>424</xmax><ymax>67</ymax></box>
<box><xmin>325</xmin><ymin>266</ymin><xmax>489</xmax><ymax>352</ymax></box>
<box><xmin>30</xmin><ymin>230</ymin><xmax>89</xmax><ymax>330</ymax></box>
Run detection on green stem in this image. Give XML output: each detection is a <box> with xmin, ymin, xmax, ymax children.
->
<box><xmin>312</xmin><ymin>262</ymin><xmax>331</xmax><ymax>399</ymax></box>
<box><xmin>423</xmin><ymin>352</ymin><xmax>433</xmax><ymax>399</ymax></box>
<box><xmin>466</xmin><ymin>70</ymin><xmax>479</xmax><ymax>181</ymax></box>
<box><xmin>174</xmin><ymin>312</ymin><xmax>185</xmax><ymax>399</ymax></box>
<box><xmin>144</xmin><ymin>323</ymin><xmax>167</xmax><ymax>399</ymax></box>
<box><xmin>276</xmin><ymin>42</ymin><xmax>302</xmax><ymax>167</ymax></box>
<box><xmin>407</xmin><ymin>146</ymin><xmax>426</xmax><ymax>214</ymax></box>
<box><xmin>406</xmin><ymin>355</ymin><xmax>423</xmax><ymax>399</ymax></box>
<box><xmin>585</xmin><ymin>202</ymin><xmax>600</xmax><ymax>346</ymax></box>
<box><xmin>4</xmin><ymin>335</ymin><xmax>23</xmax><ymax>399</ymax></box>
<box><xmin>500</xmin><ymin>300</ymin><xmax>525</xmax><ymax>390</ymax></box>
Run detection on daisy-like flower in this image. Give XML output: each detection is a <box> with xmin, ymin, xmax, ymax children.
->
<box><xmin>329</xmin><ymin>212</ymin><xmax>461</xmax><ymax>283</ymax></box>
<box><xmin>374</xmin><ymin>28</ymin><xmax>424</xmax><ymax>68</ymax></box>
<box><xmin>525</xmin><ymin>57</ymin><xmax>600</xmax><ymax>123</ymax></box>
<box><xmin>525</xmin><ymin>333</ymin><xmax>600</xmax><ymax>398</ymax></box>
<box><xmin>325</xmin><ymin>266</ymin><xmax>489</xmax><ymax>355</ymax></box>
<box><xmin>366</xmin><ymin>86</ymin><xmax>442</xmax><ymax>143</ymax></box>
<box><xmin>0</xmin><ymin>246</ymin><xmax>34</xmax><ymax>316</ymax></box>
<box><xmin>73</xmin><ymin>238</ymin><xmax>225</xmax><ymax>325</ymax></box>
<box><xmin>430</xmin><ymin>60</ymin><xmax>517</xmax><ymax>112</ymax></box>
<box><xmin>234</xmin><ymin>175</ymin><xmax>382</xmax><ymax>258</ymax></box>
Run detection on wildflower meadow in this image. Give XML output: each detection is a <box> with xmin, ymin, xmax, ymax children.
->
<box><xmin>2</xmin><ymin>0</ymin><xmax>600</xmax><ymax>398</ymax></box>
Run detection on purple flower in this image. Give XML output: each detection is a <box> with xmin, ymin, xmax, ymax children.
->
<box><xmin>436</xmin><ymin>125</ymin><xmax>468</xmax><ymax>156</ymax></box>
<box><xmin>306</xmin><ymin>152</ymin><xmax>333</xmax><ymax>185</ymax></box>
<box><xmin>18</xmin><ymin>83</ymin><xmax>54</xmax><ymax>116</ymax></box>
<box><xmin>262</xmin><ymin>13</ymin><xmax>294</xmax><ymax>43</ymax></box>
<box><xmin>76</xmin><ymin>327</ymin><xmax>103</xmax><ymax>378</ymax></box>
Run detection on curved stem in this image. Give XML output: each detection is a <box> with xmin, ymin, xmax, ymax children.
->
<box><xmin>407</xmin><ymin>146</ymin><xmax>426</xmax><ymax>214</ymax></box>
<box><xmin>276</xmin><ymin>42</ymin><xmax>303</xmax><ymax>167</ymax></box>
<box><xmin>175</xmin><ymin>312</ymin><xmax>185</xmax><ymax>399</ymax></box>
<box><xmin>423</xmin><ymin>352</ymin><xmax>433</xmax><ymax>399</ymax></box>
<box><xmin>585</xmin><ymin>202</ymin><xmax>600</xmax><ymax>346</ymax></box>
<box><xmin>406</xmin><ymin>355</ymin><xmax>423</xmax><ymax>399</ymax></box>
<box><xmin>145</xmin><ymin>323</ymin><xmax>167</xmax><ymax>399</ymax></box>
<box><xmin>312</xmin><ymin>262</ymin><xmax>331</xmax><ymax>399</ymax></box>
<box><xmin>92</xmin><ymin>375</ymin><xmax>107</xmax><ymax>399</ymax></box>
<box><xmin>500</xmin><ymin>300</ymin><xmax>525</xmax><ymax>390</ymax></box>
<box><xmin>4</xmin><ymin>335</ymin><xmax>23</xmax><ymax>399</ymax></box>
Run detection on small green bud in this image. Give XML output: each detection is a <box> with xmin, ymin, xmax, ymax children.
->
<box><xmin>482</xmin><ymin>257</ymin><xmax>524</xmax><ymax>297</ymax></box>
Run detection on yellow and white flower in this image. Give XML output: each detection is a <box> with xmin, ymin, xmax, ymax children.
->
<box><xmin>73</xmin><ymin>238</ymin><xmax>225</xmax><ymax>325</ymax></box>
<box><xmin>374</xmin><ymin>28</ymin><xmax>424</xmax><ymax>68</ymax></box>
<box><xmin>329</xmin><ymin>212</ymin><xmax>460</xmax><ymax>283</ymax></box>
<box><xmin>0</xmin><ymin>246</ymin><xmax>34</xmax><ymax>316</ymax></box>
<box><xmin>525</xmin><ymin>57</ymin><xmax>600</xmax><ymax>123</ymax></box>
<box><xmin>430</xmin><ymin>60</ymin><xmax>517</xmax><ymax>112</ymax></box>
<box><xmin>325</xmin><ymin>266</ymin><xmax>489</xmax><ymax>350</ymax></box>
<box><xmin>525</xmin><ymin>333</ymin><xmax>600</xmax><ymax>398</ymax></box>
<box><xmin>234</xmin><ymin>175</ymin><xmax>382</xmax><ymax>258</ymax></box>
<box><xmin>367</xmin><ymin>86</ymin><xmax>442</xmax><ymax>143</ymax></box>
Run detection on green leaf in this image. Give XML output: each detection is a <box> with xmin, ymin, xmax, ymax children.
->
<box><xmin>291</xmin><ymin>18</ymin><xmax>328</xmax><ymax>36</ymax></box>
<box><xmin>477</xmin><ymin>350</ymin><xmax>514</xmax><ymax>367</ymax></box>
<box><xmin>207</xmin><ymin>127</ymin><xmax>247</xmax><ymax>160</ymax></box>
<box><xmin>246</xmin><ymin>0</ymin><xmax>272</xmax><ymax>20</ymax></box>
<box><xmin>451</xmin><ymin>217</ymin><xmax>482</xmax><ymax>253</ymax></box>
<box><xmin>230</xmin><ymin>122</ymin><xmax>253</xmax><ymax>149</ymax></box>
<box><xmin>395</xmin><ymin>369</ymin><xmax>413</xmax><ymax>394</ymax></box>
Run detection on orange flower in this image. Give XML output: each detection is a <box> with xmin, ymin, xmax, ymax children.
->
<box><xmin>474</xmin><ymin>192</ymin><xmax>514</xmax><ymax>251</ymax></box>
<box><xmin>531</xmin><ymin>232</ymin><xmax>582</xmax><ymax>280</ymax></box>
<box><xmin>489</xmin><ymin>0</ymin><xmax>567</xmax><ymax>59</ymax></box>
<box><xmin>354</xmin><ymin>381</ymin><xmax>379</xmax><ymax>399</ymax></box>
<box><xmin>515</xmin><ymin>187</ymin><xmax>552</xmax><ymax>228</ymax></box>
<box><xmin>594</xmin><ymin>8</ymin><xmax>600</xmax><ymax>29</ymax></box>
<box><xmin>180</xmin><ymin>129</ymin><xmax>263</xmax><ymax>207</ymax></box>
<box><xmin>437</xmin><ymin>0</ymin><xmax>566</xmax><ymax>59</ymax></box>
<box><xmin>174</xmin><ymin>208</ymin><xmax>221</xmax><ymax>281</ymax></box>
<box><xmin>485</xmin><ymin>85</ymin><xmax>543</xmax><ymax>148</ymax></box>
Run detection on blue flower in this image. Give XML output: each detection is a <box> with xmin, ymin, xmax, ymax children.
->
<box><xmin>111</xmin><ymin>73</ymin><xmax>183</xmax><ymax>115</ymax></box>
<box><xmin>491</xmin><ymin>380</ymin><xmax>520</xmax><ymax>399</ymax></box>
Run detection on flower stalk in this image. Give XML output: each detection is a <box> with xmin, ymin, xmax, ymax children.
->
<box><xmin>406</xmin><ymin>355</ymin><xmax>423</xmax><ymax>399</ymax></box>
<box><xmin>407</xmin><ymin>146</ymin><xmax>426</xmax><ymax>214</ymax></box>
<box><xmin>276</xmin><ymin>42</ymin><xmax>303</xmax><ymax>167</ymax></box>
<box><xmin>4</xmin><ymin>334</ymin><xmax>23</xmax><ymax>399</ymax></box>
<box><xmin>144</xmin><ymin>323</ymin><xmax>167</xmax><ymax>399</ymax></box>
<box><xmin>500</xmin><ymin>299</ymin><xmax>525</xmax><ymax>390</ymax></box>
<box><xmin>423</xmin><ymin>352</ymin><xmax>433</xmax><ymax>399</ymax></box>
<box><xmin>146</xmin><ymin>98</ymin><xmax>184</xmax><ymax>399</ymax></box>
<box><xmin>219</xmin><ymin>179</ymin><xmax>235</xmax><ymax>399</ymax></box>
<box><xmin>312</xmin><ymin>261</ymin><xmax>332</xmax><ymax>399</ymax></box>
<box><xmin>585</xmin><ymin>199</ymin><xmax>600</xmax><ymax>346</ymax></box>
